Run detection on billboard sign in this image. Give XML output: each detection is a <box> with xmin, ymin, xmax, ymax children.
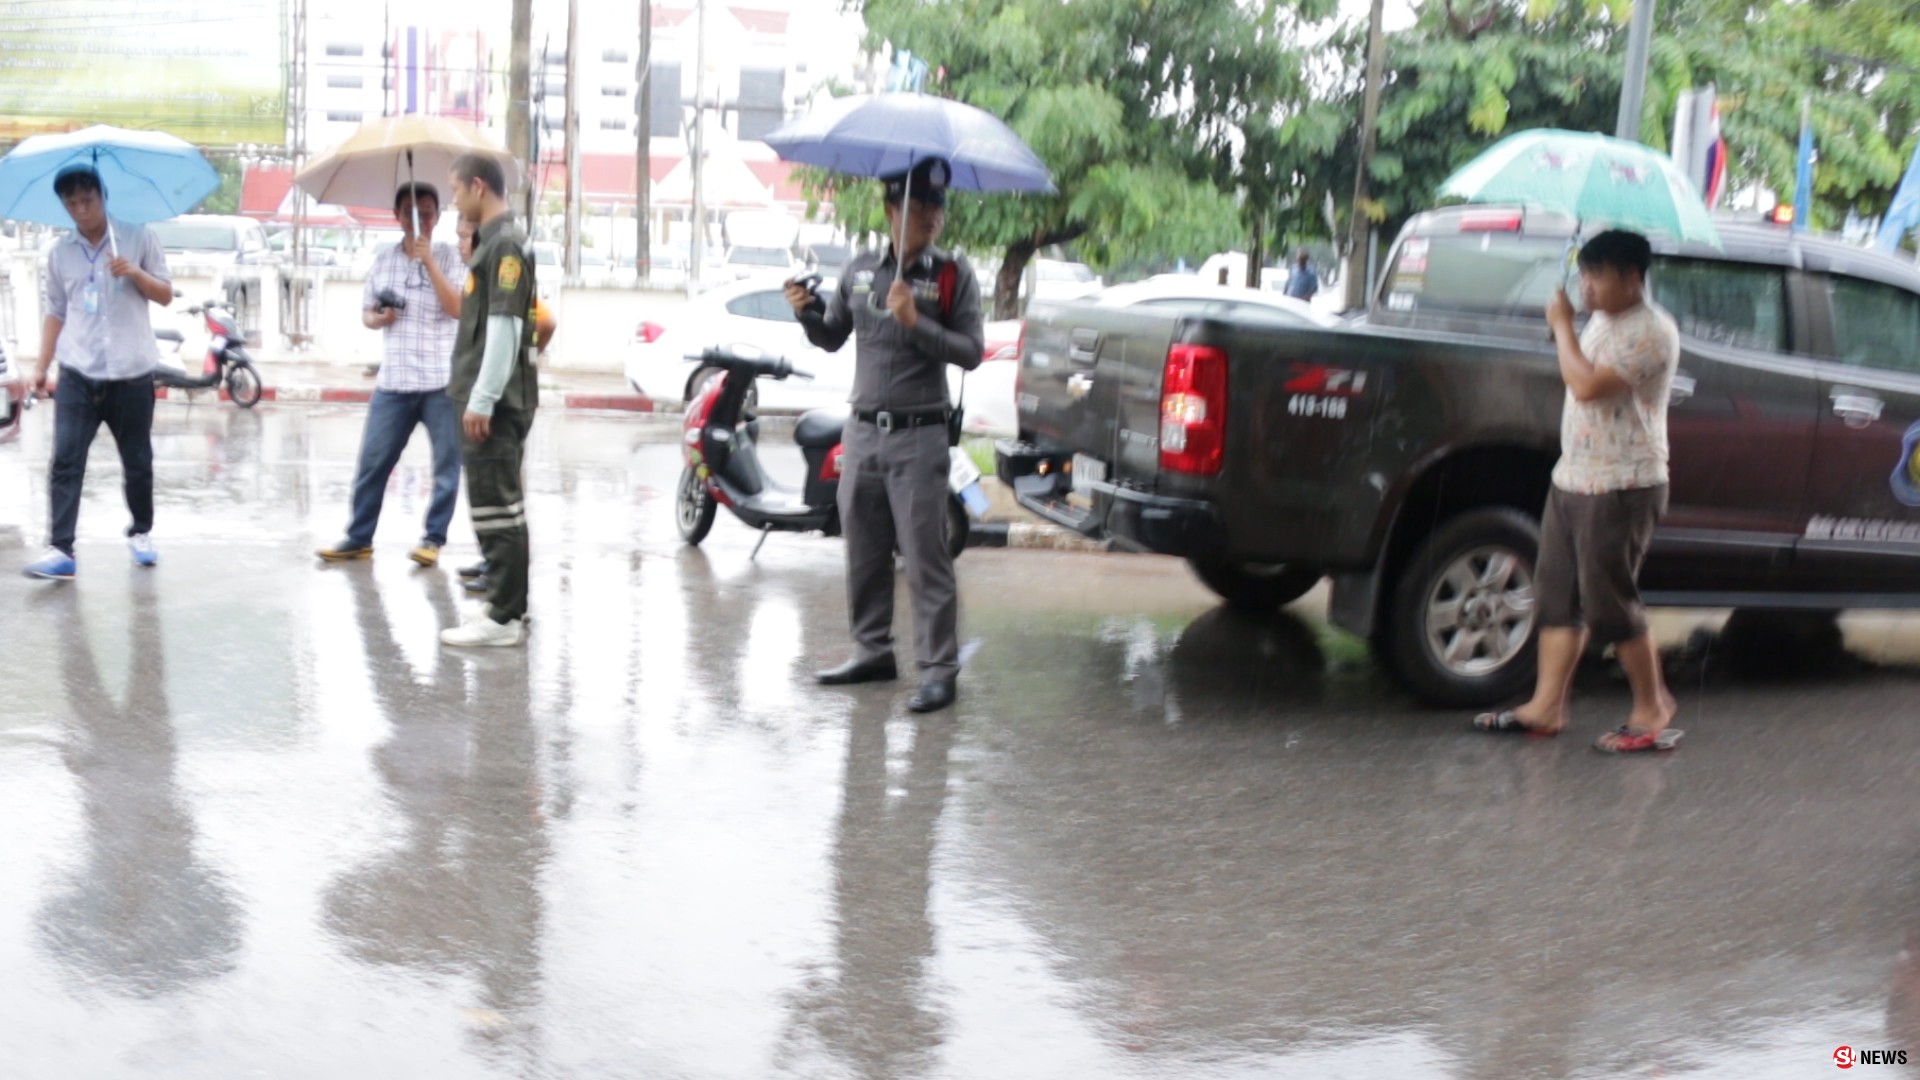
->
<box><xmin>0</xmin><ymin>0</ymin><xmax>288</xmax><ymax>146</ymax></box>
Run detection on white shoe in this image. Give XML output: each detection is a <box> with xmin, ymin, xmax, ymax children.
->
<box><xmin>439</xmin><ymin>612</ymin><xmax>527</xmax><ymax>648</ymax></box>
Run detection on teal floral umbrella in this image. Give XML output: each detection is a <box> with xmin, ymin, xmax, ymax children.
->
<box><xmin>1438</xmin><ymin>128</ymin><xmax>1720</xmax><ymax>248</ymax></box>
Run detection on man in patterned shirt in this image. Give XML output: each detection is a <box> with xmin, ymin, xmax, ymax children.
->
<box><xmin>1474</xmin><ymin>229</ymin><xmax>1683</xmax><ymax>753</ymax></box>
<box><xmin>317</xmin><ymin>183</ymin><xmax>467</xmax><ymax>568</ymax></box>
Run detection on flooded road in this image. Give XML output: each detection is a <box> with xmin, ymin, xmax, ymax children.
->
<box><xmin>1</xmin><ymin>405</ymin><xmax>1917</xmax><ymax>1078</ymax></box>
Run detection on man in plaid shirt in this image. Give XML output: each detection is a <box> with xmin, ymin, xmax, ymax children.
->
<box><xmin>317</xmin><ymin>183</ymin><xmax>467</xmax><ymax>568</ymax></box>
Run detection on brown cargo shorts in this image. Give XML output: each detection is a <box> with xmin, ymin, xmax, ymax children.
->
<box><xmin>1534</xmin><ymin>484</ymin><xmax>1669</xmax><ymax>646</ymax></box>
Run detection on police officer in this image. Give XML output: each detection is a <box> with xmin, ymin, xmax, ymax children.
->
<box><xmin>786</xmin><ymin>157</ymin><xmax>985</xmax><ymax>713</ymax></box>
<box><xmin>440</xmin><ymin>153</ymin><xmax>539</xmax><ymax>648</ymax></box>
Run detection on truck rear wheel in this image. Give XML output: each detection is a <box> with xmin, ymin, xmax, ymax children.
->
<box><xmin>1383</xmin><ymin>507</ymin><xmax>1540</xmax><ymax>707</ymax></box>
<box><xmin>1186</xmin><ymin>559</ymin><xmax>1321</xmax><ymax>611</ymax></box>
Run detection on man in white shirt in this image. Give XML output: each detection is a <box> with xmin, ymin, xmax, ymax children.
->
<box><xmin>317</xmin><ymin>183</ymin><xmax>466</xmax><ymax>568</ymax></box>
<box><xmin>1475</xmin><ymin>229</ymin><xmax>1683</xmax><ymax>753</ymax></box>
<box><xmin>24</xmin><ymin>164</ymin><xmax>173</xmax><ymax>581</ymax></box>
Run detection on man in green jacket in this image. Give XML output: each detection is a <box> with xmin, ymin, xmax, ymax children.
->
<box><xmin>440</xmin><ymin>153</ymin><xmax>538</xmax><ymax>648</ymax></box>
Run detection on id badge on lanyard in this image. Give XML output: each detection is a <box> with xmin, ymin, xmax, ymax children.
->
<box><xmin>81</xmin><ymin>234</ymin><xmax>107</xmax><ymax>315</ymax></box>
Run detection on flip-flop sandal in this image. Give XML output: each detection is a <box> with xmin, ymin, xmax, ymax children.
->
<box><xmin>1593</xmin><ymin>726</ymin><xmax>1684</xmax><ymax>753</ymax></box>
<box><xmin>1473</xmin><ymin>710</ymin><xmax>1559</xmax><ymax>736</ymax></box>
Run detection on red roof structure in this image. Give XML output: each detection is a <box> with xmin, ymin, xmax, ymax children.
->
<box><xmin>728</xmin><ymin>8</ymin><xmax>789</xmax><ymax>34</ymax></box>
<box><xmin>239</xmin><ymin>164</ymin><xmax>399</xmax><ymax>227</ymax></box>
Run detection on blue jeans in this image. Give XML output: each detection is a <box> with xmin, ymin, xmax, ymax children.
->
<box><xmin>344</xmin><ymin>388</ymin><xmax>461</xmax><ymax>547</ymax></box>
<box><xmin>49</xmin><ymin>367</ymin><xmax>155</xmax><ymax>556</ymax></box>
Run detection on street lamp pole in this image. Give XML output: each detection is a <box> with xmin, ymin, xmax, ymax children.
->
<box><xmin>688</xmin><ymin>0</ymin><xmax>707</xmax><ymax>293</ymax></box>
<box><xmin>1343</xmin><ymin>0</ymin><xmax>1386</xmax><ymax>311</ymax></box>
<box><xmin>1615</xmin><ymin>0</ymin><xmax>1657</xmax><ymax>142</ymax></box>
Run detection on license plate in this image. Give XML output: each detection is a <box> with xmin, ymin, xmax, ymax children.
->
<box><xmin>1071</xmin><ymin>453</ymin><xmax>1107</xmax><ymax>494</ymax></box>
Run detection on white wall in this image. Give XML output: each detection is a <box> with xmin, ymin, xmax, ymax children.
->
<box><xmin>2</xmin><ymin>253</ymin><xmax>691</xmax><ymax>375</ymax></box>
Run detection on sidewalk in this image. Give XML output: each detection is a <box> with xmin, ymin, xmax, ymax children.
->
<box><xmin>148</xmin><ymin>360</ymin><xmax>1106</xmax><ymax>552</ymax></box>
<box><xmin>155</xmin><ymin>357</ymin><xmax>657</xmax><ymax>413</ymax></box>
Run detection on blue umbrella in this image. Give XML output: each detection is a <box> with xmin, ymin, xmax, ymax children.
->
<box><xmin>0</xmin><ymin>125</ymin><xmax>220</xmax><ymax>256</ymax></box>
<box><xmin>764</xmin><ymin>93</ymin><xmax>1055</xmax><ymax>196</ymax></box>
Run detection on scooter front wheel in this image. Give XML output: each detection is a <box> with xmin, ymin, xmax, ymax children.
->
<box><xmin>676</xmin><ymin>465</ymin><xmax>716</xmax><ymax>544</ymax></box>
<box><xmin>226</xmin><ymin>363</ymin><xmax>263</xmax><ymax>409</ymax></box>
<box><xmin>946</xmin><ymin>495</ymin><xmax>970</xmax><ymax>560</ymax></box>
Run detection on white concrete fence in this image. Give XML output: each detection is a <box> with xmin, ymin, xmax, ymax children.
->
<box><xmin>0</xmin><ymin>251</ymin><xmax>692</xmax><ymax>375</ymax></box>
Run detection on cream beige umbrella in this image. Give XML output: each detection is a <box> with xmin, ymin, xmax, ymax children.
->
<box><xmin>294</xmin><ymin>115</ymin><xmax>520</xmax><ymax>236</ymax></box>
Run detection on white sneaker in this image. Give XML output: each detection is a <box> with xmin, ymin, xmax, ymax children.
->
<box><xmin>440</xmin><ymin>612</ymin><xmax>527</xmax><ymax>648</ymax></box>
<box><xmin>129</xmin><ymin>533</ymin><xmax>157</xmax><ymax>567</ymax></box>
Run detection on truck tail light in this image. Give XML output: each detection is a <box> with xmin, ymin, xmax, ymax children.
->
<box><xmin>1160</xmin><ymin>343</ymin><xmax>1227</xmax><ymax>475</ymax></box>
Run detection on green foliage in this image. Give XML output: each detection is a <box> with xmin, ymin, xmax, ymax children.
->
<box><xmin>1327</xmin><ymin>0</ymin><xmax>1912</xmax><ymax>238</ymax></box>
<box><xmin>806</xmin><ymin>0</ymin><xmax>1920</xmax><ymax>303</ymax></box>
<box><xmin>196</xmin><ymin>154</ymin><xmax>244</xmax><ymax>215</ymax></box>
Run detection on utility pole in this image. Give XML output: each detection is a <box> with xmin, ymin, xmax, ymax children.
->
<box><xmin>636</xmin><ymin>0</ymin><xmax>652</xmax><ymax>284</ymax></box>
<box><xmin>687</xmin><ymin>0</ymin><xmax>707</xmax><ymax>293</ymax></box>
<box><xmin>289</xmin><ymin>0</ymin><xmax>309</xmax><ymax>346</ymax></box>
<box><xmin>1615</xmin><ymin>0</ymin><xmax>1657</xmax><ymax>142</ymax></box>
<box><xmin>509</xmin><ymin>0</ymin><xmax>534</xmax><ymax>223</ymax></box>
<box><xmin>563</xmin><ymin>0</ymin><xmax>582</xmax><ymax>277</ymax></box>
<box><xmin>1344</xmin><ymin>0</ymin><xmax>1386</xmax><ymax>311</ymax></box>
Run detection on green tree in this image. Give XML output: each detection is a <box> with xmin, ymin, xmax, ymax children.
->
<box><xmin>196</xmin><ymin>154</ymin><xmax>244</xmax><ymax>215</ymax></box>
<box><xmin>1301</xmin><ymin>0</ymin><xmax>1908</xmax><ymax>248</ymax></box>
<box><xmin>815</xmin><ymin>0</ymin><xmax>1334</xmax><ymax>315</ymax></box>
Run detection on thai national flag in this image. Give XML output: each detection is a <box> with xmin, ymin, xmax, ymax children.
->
<box><xmin>1701</xmin><ymin>101</ymin><xmax>1726</xmax><ymax>208</ymax></box>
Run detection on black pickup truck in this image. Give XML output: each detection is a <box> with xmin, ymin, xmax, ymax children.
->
<box><xmin>998</xmin><ymin>205</ymin><xmax>1920</xmax><ymax>706</ymax></box>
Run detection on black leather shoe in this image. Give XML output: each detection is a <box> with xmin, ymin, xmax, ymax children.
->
<box><xmin>463</xmin><ymin>575</ymin><xmax>490</xmax><ymax>594</ymax></box>
<box><xmin>816</xmin><ymin>654</ymin><xmax>899</xmax><ymax>686</ymax></box>
<box><xmin>907</xmin><ymin>677</ymin><xmax>957</xmax><ymax>714</ymax></box>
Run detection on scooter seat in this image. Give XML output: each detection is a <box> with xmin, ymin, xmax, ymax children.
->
<box><xmin>793</xmin><ymin>408</ymin><xmax>847</xmax><ymax>449</ymax></box>
<box><xmin>155</xmin><ymin>329</ymin><xmax>185</xmax><ymax>344</ymax></box>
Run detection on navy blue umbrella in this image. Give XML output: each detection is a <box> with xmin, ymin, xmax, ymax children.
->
<box><xmin>763</xmin><ymin>93</ymin><xmax>1055</xmax><ymax>195</ymax></box>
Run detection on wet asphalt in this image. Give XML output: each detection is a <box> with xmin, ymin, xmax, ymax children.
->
<box><xmin>1</xmin><ymin>404</ymin><xmax>1919</xmax><ymax>1079</ymax></box>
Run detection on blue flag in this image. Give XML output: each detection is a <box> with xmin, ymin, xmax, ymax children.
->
<box><xmin>1876</xmin><ymin>141</ymin><xmax>1920</xmax><ymax>255</ymax></box>
<box><xmin>1792</xmin><ymin>106</ymin><xmax>1814</xmax><ymax>233</ymax></box>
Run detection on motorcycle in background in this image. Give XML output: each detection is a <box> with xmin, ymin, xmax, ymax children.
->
<box><xmin>676</xmin><ymin>345</ymin><xmax>983</xmax><ymax>559</ymax></box>
<box><xmin>154</xmin><ymin>297</ymin><xmax>264</xmax><ymax>408</ymax></box>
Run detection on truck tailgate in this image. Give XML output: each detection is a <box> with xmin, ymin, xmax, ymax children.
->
<box><xmin>1015</xmin><ymin>301</ymin><xmax>1178</xmax><ymax>484</ymax></box>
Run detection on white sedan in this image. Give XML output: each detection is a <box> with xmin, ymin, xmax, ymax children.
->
<box><xmin>1078</xmin><ymin>275</ymin><xmax>1342</xmax><ymax>326</ymax></box>
<box><xmin>625</xmin><ymin>276</ymin><xmax>1032</xmax><ymax>428</ymax></box>
<box><xmin>625</xmin><ymin>276</ymin><xmax>849</xmax><ymax>412</ymax></box>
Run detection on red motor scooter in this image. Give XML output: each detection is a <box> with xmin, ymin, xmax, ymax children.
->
<box><xmin>675</xmin><ymin>345</ymin><xmax>975</xmax><ymax>559</ymax></box>
<box><xmin>153</xmin><ymin>297</ymin><xmax>265</xmax><ymax>408</ymax></box>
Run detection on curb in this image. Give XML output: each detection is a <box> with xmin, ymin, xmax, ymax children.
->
<box><xmin>153</xmin><ymin>386</ymin><xmax>279</xmax><ymax>404</ymax></box>
<box><xmin>1001</xmin><ymin>520</ymin><xmax>1109</xmax><ymax>553</ymax></box>
<box><xmin>153</xmin><ymin>383</ymin><xmax>665</xmax><ymax>414</ymax></box>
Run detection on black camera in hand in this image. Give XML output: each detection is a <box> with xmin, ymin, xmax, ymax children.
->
<box><xmin>374</xmin><ymin>288</ymin><xmax>407</xmax><ymax>313</ymax></box>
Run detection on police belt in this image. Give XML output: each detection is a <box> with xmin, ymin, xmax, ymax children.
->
<box><xmin>854</xmin><ymin>407</ymin><xmax>950</xmax><ymax>433</ymax></box>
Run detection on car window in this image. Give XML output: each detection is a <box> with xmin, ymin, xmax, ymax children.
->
<box><xmin>1128</xmin><ymin>297</ymin><xmax>1214</xmax><ymax>312</ymax></box>
<box><xmin>1378</xmin><ymin>233</ymin><xmax>1567</xmax><ymax>318</ymax></box>
<box><xmin>729</xmin><ymin>247</ymin><xmax>792</xmax><ymax>268</ymax></box>
<box><xmin>1650</xmin><ymin>258</ymin><xmax>1787</xmax><ymax>353</ymax></box>
<box><xmin>725</xmin><ymin>290</ymin><xmax>796</xmax><ymax>322</ymax></box>
<box><xmin>150</xmin><ymin>221</ymin><xmax>241</xmax><ymax>251</ymax></box>
<box><xmin>1827</xmin><ymin>276</ymin><xmax>1920</xmax><ymax>375</ymax></box>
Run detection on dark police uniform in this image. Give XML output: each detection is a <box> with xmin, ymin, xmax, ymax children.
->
<box><xmin>798</xmin><ymin>162</ymin><xmax>985</xmax><ymax>690</ymax></box>
<box><xmin>448</xmin><ymin>212</ymin><xmax>539</xmax><ymax>624</ymax></box>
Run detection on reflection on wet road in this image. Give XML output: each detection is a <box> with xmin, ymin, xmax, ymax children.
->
<box><xmin>1</xmin><ymin>406</ymin><xmax>1918</xmax><ymax>1078</ymax></box>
